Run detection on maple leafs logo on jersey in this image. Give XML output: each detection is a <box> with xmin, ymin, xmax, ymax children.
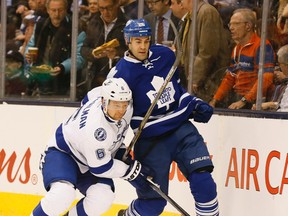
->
<box><xmin>147</xmin><ymin>76</ymin><xmax>175</xmax><ymax>110</ymax></box>
<box><xmin>94</xmin><ymin>128</ymin><xmax>107</xmax><ymax>141</ymax></box>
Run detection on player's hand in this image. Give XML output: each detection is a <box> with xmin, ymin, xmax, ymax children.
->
<box><xmin>193</xmin><ymin>99</ymin><xmax>213</xmax><ymax>123</ymax></box>
<box><xmin>122</xmin><ymin>160</ymin><xmax>154</xmax><ymax>191</ymax></box>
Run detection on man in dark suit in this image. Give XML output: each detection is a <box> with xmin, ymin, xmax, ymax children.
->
<box><xmin>144</xmin><ymin>0</ymin><xmax>180</xmax><ymax>44</ymax></box>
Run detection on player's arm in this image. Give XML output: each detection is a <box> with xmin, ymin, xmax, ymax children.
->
<box><xmin>86</xmin><ymin>145</ymin><xmax>130</xmax><ymax>179</ymax></box>
<box><xmin>87</xmin><ymin>144</ymin><xmax>154</xmax><ymax>191</ymax></box>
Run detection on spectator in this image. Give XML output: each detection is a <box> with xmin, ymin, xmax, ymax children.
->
<box><xmin>180</xmin><ymin>0</ymin><xmax>230</xmax><ymax>101</ymax></box>
<box><xmin>276</xmin><ymin>3</ymin><xmax>288</xmax><ymax>47</ymax></box>
<box><xmin>30</xmin><ymin>78</ymin><xmax>153</xmax><ymax>216</ymax></box>
<box><xmin>252</xmin><ymin>44</ymin><xmax>288</xmax><ymax>112</ymax></box>
<box><xmin>17</xmin><ymin>0</ymin><xmax>40</xmax><ymax>54</ymax></box>
<box><xmin>80</xmin><ymin>0</ymin><xmax>128</xmax><ymax>88</ymax></box>
<box><xmin>144</xmin><ymin>0</ymin><xmax>180</xmax><ymax>44</ymax></box>
<box><xmin>79</xmin><ymin>0</ymin><xmax>89</xmax><ymax>13</ymax></box>
<box><xmin>209</xmin><ymin>8</ymin><xmax>275</xmax><ymax>109</ymax></box>
<box><xmin>277</xmin><ymin>0</ymin><xmax>288</xmax><ymax>34</ymax></box>
<box><xmin>25</xmin><ymin>0</ymin><xmax>85</xmax><ymax>95</ymax></box>
<box><xmin>108</xmin><ymin>18</ymin><xmax>218</xmax><ymax>216</ymax></box>
<box><xmin>119</xmin><ymin>0</ymin><xmax>150</xmax><ymax>19</ymax></box>
<box><xmin>169</xmin><ymin>0</ymin><xmax>188</xmax><ymax>23</ymax></box>
<box><xmin>34</xmin><ymin>0</ymin><xmax>49</xmax><ymax>18</ymax></box>
<box><xmin>169</xmin><ymin>0</ymin><xmax>188</xmax><ymax>86</ymax></box>
<box><xmin>79</xmin><ymin>0</ymin><xmax>98</xmax><ymax>25</ymax></box>
<box><xmin>5</xmin><ymin>42</ymin><xmax>29</xmax><ymax>95</ymax></box>
<box><xmin>6</xmin><ymin>1</ymin><xmax>28</xmax><ymax>42</ymax></box>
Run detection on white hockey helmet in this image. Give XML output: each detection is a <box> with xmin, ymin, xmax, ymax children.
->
<box><xmin>101</xmin><ymin>78</ymin><xmax>132</xmax><ymax>111</ymax></box>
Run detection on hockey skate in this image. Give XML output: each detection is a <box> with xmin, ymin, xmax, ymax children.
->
<box><xmin>117</xmin><ymin>209</ymin><xmax>127</xmax><ymax>216</ymax></box>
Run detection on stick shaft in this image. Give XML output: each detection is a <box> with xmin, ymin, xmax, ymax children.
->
<box><xmin>146</xmin><ymin>178</ymin><xmax>190</xmax><ymax>216</ymax></box>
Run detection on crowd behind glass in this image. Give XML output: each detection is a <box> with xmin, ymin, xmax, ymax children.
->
<box><xmin>1</xmin><ymin>0</ymin><xmax>288</xmax><ymax>112</ymax></box>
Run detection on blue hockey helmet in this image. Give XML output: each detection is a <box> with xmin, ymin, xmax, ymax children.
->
<box><xmin>124</xmin><ymin>19</ymin><xmax>152</xmax><ymax>43</ymax></box>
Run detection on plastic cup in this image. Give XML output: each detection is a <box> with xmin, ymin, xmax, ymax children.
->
<box><xmin>28</xmin><ymin>47</ymin><xmax>38</xmax><ymax>63</ymax></box>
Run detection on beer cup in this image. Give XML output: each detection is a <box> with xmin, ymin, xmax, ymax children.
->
<box><xmin>28</xmin><ymin>47</ymin><xmax>38</xmax><ymax>64</ymax></box>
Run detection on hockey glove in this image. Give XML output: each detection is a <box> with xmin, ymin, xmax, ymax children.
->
<box><xmin>122</xmin><ymin>160</ymin><xmax>153</xmax><ymax>191</ymax></box>
<box><xmin>114</xmin><ymin>146</ymin><xmax>132</xmax><ymax>165</ymax></box>
<box><xmin>193</xmin><ymin>99</ymin><xmax>213</xmax><ymax>123</ymax></box>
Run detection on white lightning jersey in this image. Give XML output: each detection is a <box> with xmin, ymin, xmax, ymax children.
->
<box><xmin>47</xmin><ymin>92</ymin><xmax>133</xmax><ymax>179</ymax></box>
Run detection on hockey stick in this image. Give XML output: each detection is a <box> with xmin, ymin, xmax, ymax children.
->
<box><xmin>145</xmin><ymin>176</ymin><xmax>191</xmax><ymax>216</ymax></box>
<box><xmin>124</xmin><ymin>18</ymin><xmax>182</xmax><ymax>159</ymax></box>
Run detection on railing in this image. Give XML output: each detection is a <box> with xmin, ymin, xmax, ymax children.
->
<box><xmin>1</xmin><ymin>0</ymin><xmax>287</xmax><ymax>120</ymax></box>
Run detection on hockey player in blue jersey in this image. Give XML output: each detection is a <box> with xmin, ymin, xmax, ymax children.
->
<box><xmin>30</xmin><ymin>78</ymin><xmax>153</xmax><ymax>216</ymax></box>
<box><xmin>107</xmin><ymin>19</ymin><xmax>219</xmax><ymax>216</ymax></box>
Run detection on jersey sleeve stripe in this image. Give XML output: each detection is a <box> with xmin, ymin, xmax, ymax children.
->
<box><xmin>55</xmin><ymin>124</ymin><xmax>71</xmax><ymax>153</ymax></box>
<box><xmin>89</xmin><ymin>159</ymin><xmax>114</xmax><ymax>175</ymax></box>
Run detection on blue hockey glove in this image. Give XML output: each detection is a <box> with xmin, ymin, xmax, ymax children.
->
<box><xmin>193</xmin><ymin>99</ymin><xmax>213</xmax><ymax>123</ymax></box>
<box><xmin>122</xmin><ymin>160</ymin><xmax>154</xmax><ymax>191</ymax></box>
<box><xmin>114</xmin><ymin>147</ymin><xmax>132</xmax><ymax>165</ymax></box>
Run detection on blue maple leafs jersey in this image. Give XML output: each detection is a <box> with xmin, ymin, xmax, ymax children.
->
<box><xmin>108</xmin><ymin>45</ymin><xmax>199</xmax><ymax>138</ymax></box>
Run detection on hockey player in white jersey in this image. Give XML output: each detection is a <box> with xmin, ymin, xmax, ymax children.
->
<box><xmin>30</xmin><ymin>78</ymin><xmax>153</xmax><ymax>216</ymax></box>
<box><xmin>108</xmin><ymin>19</ymin><xmax>219</xmax><ymax>216</ymax></box>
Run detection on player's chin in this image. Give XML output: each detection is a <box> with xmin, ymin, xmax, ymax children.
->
<box><xmin>136</xmin><ymin>53</ymin><xmax>148</xmax><ymax>61</ymax></box>
<box><xmin>111</xmin><ymin>115</ymin><xmax>122</xmax><ymax>121</ymax></box>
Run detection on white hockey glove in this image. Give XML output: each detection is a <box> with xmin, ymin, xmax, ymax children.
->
<box><xmin>122</xmin><ymin>160</ymin><xmax>153</xmax><ymax>191</ymax></box>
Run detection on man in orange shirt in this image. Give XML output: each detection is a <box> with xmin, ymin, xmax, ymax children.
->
<box><xmin>209</xmin><ymin>8</ymin><xmax>275</xmax><ymax>109</ymax></box>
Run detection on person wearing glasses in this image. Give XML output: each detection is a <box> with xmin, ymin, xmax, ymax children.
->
<box><xmin>24</xmin><ymin>0</ymin><xmax>85</xmax><ymax>96</ymax></box>
<box><xmin>30</xmin><ymin>78</ymin><xmax>153</xmax><ymax>216</ymax></box>
<box><xmin>209</xmin><ymin>8</ymin><xmax>275</xmax><ymax>109</ymax></box>
<box><xmin>143</xmin><ymin>0</ymin><xmax>180</xmax><ymax>44</ymax></box>
<box><xmin>80</xmin><ymin>0</ymin><xmax>128</xmax><ymax>89</ymax></box>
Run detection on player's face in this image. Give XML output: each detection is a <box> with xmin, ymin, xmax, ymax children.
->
<box><xmin>106</xmin><ymin>100</ymin><xmax>129</xmax><ymax>121</ymax></box>
<box><xmin>128</xmin><ymin>36</ymin><xmax>150</xmax><ymax>61</ymax></box>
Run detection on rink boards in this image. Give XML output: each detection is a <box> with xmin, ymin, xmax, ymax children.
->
<box><xmin>0</xmin><ymin>103</ymin><xmax>288</xmax><ymax>216</ymax></box>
